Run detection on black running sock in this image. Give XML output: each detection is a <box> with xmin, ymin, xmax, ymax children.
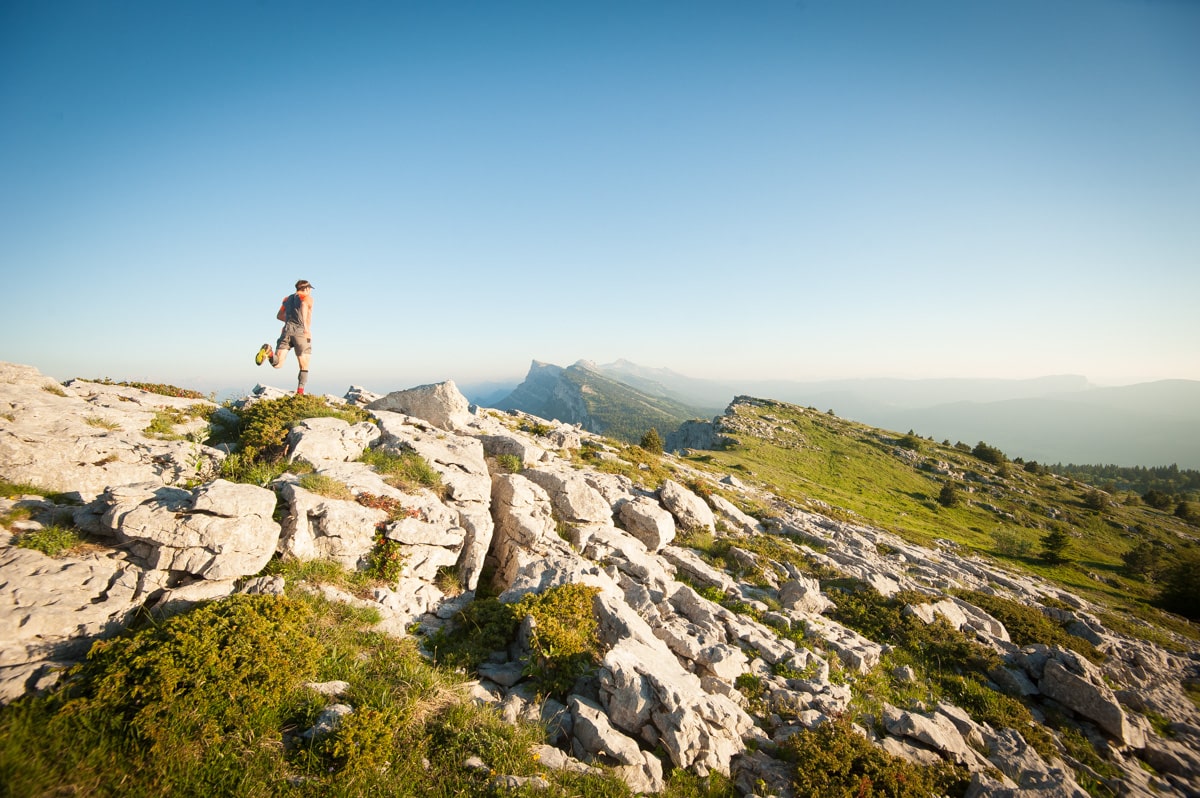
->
<box><xmin>297</xmin><ymin>370</ymin><xmax>309</xmax><ymax>390</ymax></box>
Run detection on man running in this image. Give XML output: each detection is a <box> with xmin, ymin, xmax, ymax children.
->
<box><xmin>256</xmin><ymin>279</ymin><xmax>314</xmax><ymax>394</ymax></box>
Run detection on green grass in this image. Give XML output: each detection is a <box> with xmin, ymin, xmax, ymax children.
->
<box><xmin>494</xmin><ymin>453</ymin><xmax>523</xmax><ymax>473</ymax></box>
<box><xmin>143</xmin><ymin>404</ymin><xmax>216</xmax><ymax>441</ymax></box>
<box><xmin>12</xmin><ymin>526</ymin><xmax>92</xmax><ymax>557</ymax></box>
<box><xmin>682</xmin><ymin>399</ymin><xmax>1199</xmax><ymax>637</ymax></box>
<box><xmin>0</xmin><ymin>590</ymin><xmax>692</xmax><ymax>797</ymax></box>
<box><xmin>358</xmin><ymin>447</ymin><xmax>444</xmax><ymax>495</ymax></box>
<box><xmin>780</xmin><ymin>713</ymin><xmax>969</xmax><ymax>798</ymax></box>
<box><xmin>210</xmin><ymin>394</ymin><xmax>367</xmax><ymax>486</ymax></box>
<box><xmin>297</xmin><ymin>473</ymin><xmax>354</xmax><ymax>501</ymax></box>
<box><xmin>574</xmin><ymin>442</ymin><xmax>676</xmax><ymax>491</ymax></box>
<box><xmin>0</xmin><ymin>480</ymin><xmax>80</xmax><ymax>505</ymax></box>
<box><xmin>82</xmin><ymin>377</ymin><xmax>212</xmax><ymax>400</ymax></box>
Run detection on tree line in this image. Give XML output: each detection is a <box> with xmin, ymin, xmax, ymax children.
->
<box><xmin>1047</xmin><ymin>462</ymin><xmax>1200</xmax><ymax>499</ymax></box>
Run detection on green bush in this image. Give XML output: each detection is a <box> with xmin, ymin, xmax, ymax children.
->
<box><xmin>780</xmin><ymin>714</ymin><xmax>968</xmax><ymax>797</ymax></box>
<box><xmin>1082</xmin><ymin>489</ymin><xmax>1110</xmax><ymax>512</ymax></box>
<box><xmin>220</xmin><ymin>394</ymin><xmax>370</xmax><ymax>464</ymax></box>
<box><xmin>515</xmin><ymin>583</ymin><xmax>603</xmax><ymax>698</ymax></box>
<box><xmin>972</xmin><ymin>441</ymin><xmax>1007</xmax><ymax>466</ymax></box>
<box><xmin>992</xmin><ymin>528</ymin><xmax>1032</xmax><ymax>558</ymax></box>
<box><xmin>1040</xmin><ymin>526</ymin><xmax>1072</xmax><ymax>564</ymax></box>
<box><xmin>14</xmin><ymin>526</ymin><xmax>86</xmax><ymax>557</ymax></box>
<box><xmin>1142</xmin><ymin>489</ymin><xmax>1173</xmax><ymax>510</ymax></box>
<box><xmin>428</xmin><ymin>598</ymin><xmax>520</xmax><ymax>671</ymax></box>
<box><xmin>429</xmin><ymin>584</ymin><xmax>603</xmax><ymax>700</ymax></box>
<box><xmin>217</xmin><ymin>451</ymin><xmax>295</xmax><ymax>486</ymax></box>
<box><xmin>0</xmin><ymin>592</ymin><xmax>638</xmax><ymax>797</ymax></box>
<box><xmin>1158</xmin><ymin>548</ymin><xmax>1200</xmax><ymax>620</ymax></box>
<box><xmin>56</xmin><ymin>595</ymin><xmax>320</xmax><ymax>749</ymax></box>
<box><xmin>363</xmin><ymin>531</ymin><xmax>406</xmax><ymax>584</ymax></box>
<box><xmin>954</xmin><ymin>590</ymin><xmax>1102</xmax><ymax>662</ymax></box>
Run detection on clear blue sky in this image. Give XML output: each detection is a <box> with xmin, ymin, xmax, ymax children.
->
<box><xmin>3</xmin><ymin>0</ymin><xmax>1198</xmax><ymax>398</ymax></box>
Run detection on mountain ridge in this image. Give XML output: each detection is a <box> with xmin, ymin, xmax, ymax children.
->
<box><xmin>494</xmin><ymin>359</ymin><xmax>1200</xmax><ymax>468</ymax></box>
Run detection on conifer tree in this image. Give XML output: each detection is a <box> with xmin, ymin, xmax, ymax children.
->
<box><xmin>1040</xmin><ymin>526</ymin><xmax>1071</xmax><ymax>564</ymax></box>
<box><xmin>640</xmin><ymin>427</ymin><xmax>664</xmax><ymax>455</ymax></box>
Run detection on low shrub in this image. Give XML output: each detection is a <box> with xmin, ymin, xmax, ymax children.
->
<box><xmin>515</xmin><ymin>583</ymin><xmax>603</xmax><ymax>698</ymax></box>
<box><xmin>363</xmin><ymin>531</ymin><xmax>406</xmax><ymax>585</ymax></box>
<box><xmin>217</xmin><ymin>451</ymin><xmax>295</xmax><ymax>486</ymax></box>
<box><xmin>952</xmin><ymin>590</ymin><xmax>1102</xmax><ymax>663</ymax></box>
<box><xmin>427</xmin><ymin>598</ymin><xmax>520</xmax><ymax>672</ymax></box>
<box><xmin>780</xmin><ymin>714</ymin><xmax>968</xmax><ymax>797</ymax></box>
<box><xmin>640</xmin><ymin>428</ymin><xmax>664</xmax><ymax>455</ymax></box>
<box><xmin>495</xmin><ymin>453</ymin><xmax>523</xmax><ymax>473</ymax></box>
<box><xmin>0</xmin><ymin>588</ymin><xmax>652</xmax><ymax>797</ymax></box>
<box><xmin>992</xmin><ymin>528</ymin><xmax>1033</xmax><ymax>558</ymax></box>
<box><xmin>14</xmin><ymin>526</ymin><xmax>87</xmax><ymax>557</ymax></box>
<box><xmin>55</xmin><ymin>595</ymin><xmax>320</xmax><ymax>751</ymax></box>
<box><xmin>972</xmin><ymin>441</ymin><xmax>1007</xmax><ymax>466</ymax></box>
<box><xmin>429</xmin><ymin>584</ymin><xmax>603</xmax><ymax>700</ymax></box>
<box><xmin>218</xmin><ymin>394</ymin><xmax>370</xmax><ymax>463</ymax></box>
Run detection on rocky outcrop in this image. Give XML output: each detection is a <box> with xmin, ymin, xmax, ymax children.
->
<box><xmin>0</xmin><ymin>545</ymin><xmax>146</xmax><ymax>702</ymax></box>
<box><xmin>287</xmin><ymin>416</ymin><xmax>381</xmax><ymax>466</ymax></box>
<box><xmin>367</xmin><ymin>380</ymin><xmax>474</xmax><ymax>433</ymax></box>
<box><xmin>0</xmin><ymin>364</ymin><xmax>223</xmax><ymax>501</ymax></box>
<box><xmin>2</xmin><ymin>360</ymin><xmax>1199</xmax><ymax>796</ymax></box>
<box><xmin>373</xmin><ymin>409</ymin><xmax>494</xmax><ymax>590</ymax></box>
<box><xmin>659</xmin><ymin>479</ymin><xmax>716</xmax><ymax>533</ymax></box>
<box><xmin>617</xmin><ymin>497</ymin><xmax>677</xmax><ymax>552</ymax></box>
<box><xmin>82</xmin><ymin>479</ymin><xmax>280</xmax><ymax>580</ymax></box>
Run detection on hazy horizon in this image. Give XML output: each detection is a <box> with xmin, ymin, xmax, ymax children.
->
<box><xmin>21</xmin><ymin>354</ymin><xmax>1193</xmax><ymax>408</ymax></box>
<box><xmin>4</xmin><ymin>1</ymin><xmax>1198</xmax><ymax>397</ymax></box>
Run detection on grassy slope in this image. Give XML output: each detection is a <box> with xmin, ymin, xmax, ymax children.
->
<box><xmin>562</xmin><ymin>366</ymin><xmax>712</xmax><ymax>444</ymax></box>
<box><xmin>684</xmin><ymin>398</ymin><xmax>1199</xmax><ymax>637</ymax></box>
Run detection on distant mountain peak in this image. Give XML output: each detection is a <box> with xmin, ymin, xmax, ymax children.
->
<box><xmin>495</xmin><ymin>359</ymin><xmax>711</xmax><ymax>443</ymax></box>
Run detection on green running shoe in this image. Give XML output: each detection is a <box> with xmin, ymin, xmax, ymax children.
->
<box><xmin>255</xmin><ymin>344</ymin><xmax>271</xmax><ymax>366</ymax></box>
